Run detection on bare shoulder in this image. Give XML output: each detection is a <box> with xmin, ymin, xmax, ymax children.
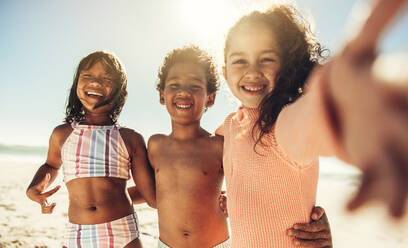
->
<box><xmin>207</xmin><ymin>133</ymin><xmax>223</xmax><ymax>155</ymax></box>
<box><xmin>119</xmin><ymin>127</ymin><xmax>146</xmax><ymax>148</ymax></box>
<box><xmin>148</xmin><ymin>134</ymin><xmax>167</xmax><ymax>151</ymax></box>
<box><xmin>51</xmin><ymin>123</ymin><xmax>73</xmax><ymax>145</ymax></box>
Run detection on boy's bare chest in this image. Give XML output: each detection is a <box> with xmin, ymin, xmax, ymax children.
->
<box><xmin>153</xmin><ymin>144</ymin><xmax>221</xmax><ymax>171</ymax></box>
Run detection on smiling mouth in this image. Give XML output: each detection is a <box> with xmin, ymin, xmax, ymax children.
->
<box><xmin>175</xmin><ymin>103</ymin><xmax>193</xmax><ymax>109</ymax></box>
<box><xmin>241</xmin><ymin>85</ymin><xmax>266</xmax><ymax>93</ymax></box>
<box><xmin>86</xmin><ymin>91</ymin><xmax>104</xmax><ymax>97</ymax></box>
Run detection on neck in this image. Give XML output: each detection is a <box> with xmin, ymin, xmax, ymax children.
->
<box><xmin>81</xmin><ymin>112</ymin><xmax>113</xmax><ymax>125</ymax></box>
<box><xmin>170</xmin><ymin>120</ymin><xmax>203</xmax><ymax>140</ymax></box>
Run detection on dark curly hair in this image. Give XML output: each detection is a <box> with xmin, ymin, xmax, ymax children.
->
<box><xmin>65</xmin><ymin>51</ymin><xmax>127</xmax><ymax>124</ymax></box>
<box><xmin>157</xmin><ymin>45</ymin><xmax>219</xmax><ymax>94</ymax></box>
<box><xmin>224</xmin><ymin>5</ymin><xmax>328</xmax><ymax>148</ymax></box>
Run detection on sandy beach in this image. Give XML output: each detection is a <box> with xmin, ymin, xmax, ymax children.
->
<box><xmin>0</xmin><ymin>156</ymin><xmax>407</xmax><ymax>248</ymax></box>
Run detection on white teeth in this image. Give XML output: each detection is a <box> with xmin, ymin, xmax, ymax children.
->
<box><xmin>243</xmin><ymin>85</ymin><xmax>264</xmax><ymax>92</ymax></box>
<box><xmin>87</xmin><ymin>91</ymin><xmax>103</xmax><ymax>97</ymax></box>
<box><xmin>176</xmin><ymin>104</ymin><xmax>192</xmax><ymax>109</ymax></box>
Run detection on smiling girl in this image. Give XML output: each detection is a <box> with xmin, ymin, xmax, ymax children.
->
<box><xmin>26</xmin><ymin>51</ymin><xmax>155</xmax><ymax>248</ymax></box>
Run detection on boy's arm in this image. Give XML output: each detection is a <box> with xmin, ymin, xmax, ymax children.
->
<box><xmin>129</xmin><ymin>131</ymin><xmax>156</xmax><ymax>208</ymax></box>
<box><xmin>127</xmin><ymin>185</ymin><xmax>146</xmax><ymax>205</ymax></box>
<box><xmin>26</xmin><ymin>124</ymin><xmax>71</xmax><ymax>213</ymax></box>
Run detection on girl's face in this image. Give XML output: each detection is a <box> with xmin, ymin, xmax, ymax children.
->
<box><xmin>160</xmin><ymin>62</ymin><xmax>215</xmax><ymax>125</ymax></box>
<box><xmin>77</xmin><ymin>61</ymin><xmax>115</xmax><ymax>112</ymax></box>
<box><xmin>223</xmin><ymin>24</ymin><xmax>281</xmax><ymax>108</ymax></box>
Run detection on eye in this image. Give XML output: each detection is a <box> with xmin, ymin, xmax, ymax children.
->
<box><xmin>191</xmin><ymin>85</ymin><xmax>203</xmax><ymax>91</ymax></box>
<box><xmin>167</xmin><ymin>83</ymin><xmax>179</xmax><ymax>89</ymax></box>
<box><xmin>102</xmin><ymin>77</ymin><xmax>113</xmax><ymax>85</ymax></box>
<box><xmin>80</xmin><ymin>74</ymin><xmax>92</xmax><ymax>79</ymax></box>
<box><xmin>232</xmin><ymin>59</ymin><xmax>247</xmax><ymax>65</ymax></box>
<box><xmin>261</xmin><ymin>57</ymin><xmax>276</xmax><ymax>63</ymax></box>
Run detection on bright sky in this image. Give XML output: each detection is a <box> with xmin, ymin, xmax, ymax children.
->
<box><xmin>1</xmin><ymin>0</ymin><xmax>407</xmax><ymax>146</ymax></box>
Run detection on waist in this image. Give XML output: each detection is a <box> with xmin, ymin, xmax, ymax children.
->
<box><xmin>157</xmin><ymin>199</ymin><xmax>228</xmax><ymax>247</ymax></box>
<box><xmin>67</xmin><ymin>177</ymin><xmax>133</xmax><ymax>224</ymax></box>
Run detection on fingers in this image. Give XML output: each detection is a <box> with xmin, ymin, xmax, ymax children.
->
<box><xmin>42</xmin><ymin>185</ymin><xmax>61</xmax><ymax>198</ymax></box>
<box><xmin>347</xmin><ymin>166</ymin><xmax>376</xmax><ymax>211</ymax></box>
<box><xmin>292</xmin><ymin>238</ymin><xmax>332</xmax><ymax>248</ymax></box>
<box><xmin>219</xmin><ymin>196</ymin><xmax>228</xmax><ymax>217</ymax></box>
<box><xmin>386</xmin><ymin>143</ymin><xmax>408</xmax><ymax>217</ymax></box>
<box><xmin>288</xmin><ymin>229</ymin><xmax>331</xmax><ymax>240</ymax></box>
<box><xmin>350</xmin><ymin>0</ymin><xmax>406</xmax><ymax>55</ymax></box>
<box><xmin>41</xmin><ymin>202</ymin><xmax>56</xmax><ymax>214</ymax></box>
<box><xmin>293</xmin><ymin>218</ymin><xmax>329</xmax><ymax>233</ymax></box>
<box><xmin>311</xmin><ymin>206</ymin><xmax>325</xmax><ymax>221</ymax></box>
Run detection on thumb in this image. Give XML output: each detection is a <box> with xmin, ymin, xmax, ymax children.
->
<box><xmin>311</xmin><ymin>206</ymin><xmax>325</xmax><ymax>221</ymax></box>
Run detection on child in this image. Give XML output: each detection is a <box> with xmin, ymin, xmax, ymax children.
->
<box><xmin>26</xmin><ymin>51</ymin><xmax>155</xmax><ymax>248</ymax></box>
<box><xmin>144</xmin><ymin>46</ymin><xmax>332</xmax><ymax>248</ymax></box>
<box><xmin>218</xmin><ymin>2</ymin><xmax>408</xmax><ymax>247</ymax></box>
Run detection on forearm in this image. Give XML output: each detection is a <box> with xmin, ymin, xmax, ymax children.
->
<box><xmin>275</xmin><ymin>74</ymin><xmax>344</xmax><ymax>164</ymax></box>
<box><xmin>27</xmin><ymin>163</ymin><xmax>59</xmax><ymax>193</ymax></box>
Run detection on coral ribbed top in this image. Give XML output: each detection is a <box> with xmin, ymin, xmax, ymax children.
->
<box><xmin>216</xmin><ymin>79</ymin><xmax>341</xmax><ymax>248</ymax></box>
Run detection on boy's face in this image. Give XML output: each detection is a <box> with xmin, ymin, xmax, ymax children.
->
<box><xmin>160</xmin><ymin>62</ymin><xmax>215</xmax><ymax>124</ymax></box>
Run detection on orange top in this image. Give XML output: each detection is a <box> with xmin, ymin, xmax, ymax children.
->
<box><xmin>216</xmin><ymin>79</ymin><xmax>341</xmax><ymax>248</ymax></box>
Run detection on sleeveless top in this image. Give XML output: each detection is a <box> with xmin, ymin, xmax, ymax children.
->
<box><xmin>216</xmin><ymin>107</ymin><xmax>319</xmax><ymax>248</ymax></box>
<box><xmin>61</xmin><ymin>122</ymin><xmax>131</xmax><ymax>183</ymax></box>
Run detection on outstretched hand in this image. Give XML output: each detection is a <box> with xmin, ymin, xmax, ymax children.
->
<box><xmin>287</xmin><ymin>206</ymin><xmax>332</xmax><ymax>247</ymax></box>
<box><xmin>26</xmin><ymin>173</ymin><xmax>61</xmax><ymax>214</ymax></box>
<box><xmin>322</xmin><ymin>0</ymin><xmax>408</xmax><ymax>217</ymax></box>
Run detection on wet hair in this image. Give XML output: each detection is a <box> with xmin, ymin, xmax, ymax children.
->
<box><xmin>157</xmin><ymin>45</ymin><xmax>219</xmax><ymax>94</ymax></box>
<box><xmin>65</xmin><ymin>51</ymin><xmax>127</xmax><ymax>124</ymax></box>
<box><xmin>224</xmin><ymin>5</ymin><xmax>327</xmax><ymax>147</ymax></box>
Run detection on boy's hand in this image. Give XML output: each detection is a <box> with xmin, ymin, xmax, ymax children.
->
<box><xmin>26</xmin><ymin>173</ymin><xmax>60</xmax><ymax>214</ymax></box>
<box><xmin>287</xmin><ymin>206</ymin><xmax>332</xmax><ymax>247</ymax></box>
<box><xmin>324</xmin><ymin>0</ymin><xmax>408</xmax><ymax>218</ymax></box>
<box><xmin>218</xmin><ymin>190</ymin><xmax>228</xmax><ymax>217</ymax></box>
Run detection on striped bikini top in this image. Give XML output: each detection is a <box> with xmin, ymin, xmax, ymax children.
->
<box><xmin>61</xmin><ymin>122</ymin><xmax>131</xmax><ymax>183</ymax></box>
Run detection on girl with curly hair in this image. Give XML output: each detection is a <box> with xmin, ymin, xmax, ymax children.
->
<box><xmin>26</xmin><ymin>51</ymin><xmax>155</xmax><ymax>247</ymax></box>
<box><xmin>217</xmin><ymin>1</ymin><xmax>408</xmax><ymax>246</ymax></box>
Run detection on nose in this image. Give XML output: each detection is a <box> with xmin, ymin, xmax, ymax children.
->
<box><xmin>89</xmin><ymin>78</ymin><xmax>103</xmax><ymax>87</ymax></box>
<box><xmin>175</xmin><ymin>85</ymin><xmax>194</xmax><ymax>96</ymax></box>
<box><xmin>244</xmin><ymin>64</ymin><xmax>262</xmax><ymax>80</ymax></box>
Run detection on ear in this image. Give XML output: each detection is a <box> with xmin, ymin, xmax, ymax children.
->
<box><xmin>206</xmin><ymin>92</ymin><xmax>216</xmax><ymax>109</ymax></box>
<box><xmin>222</xmin><ymin>66</ymin><xmax>227</xmax><ymax>81</ymax></box>
<box><xmin>159</xmin><ymin>91</ymin><xmax>165</xmax><ymax>105</ymax></box>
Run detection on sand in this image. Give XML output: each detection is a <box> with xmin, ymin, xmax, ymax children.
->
<box><xmin>0</xmin><ymin>157</ymin><xmax>407</xmax><ymax>248</ymax></box>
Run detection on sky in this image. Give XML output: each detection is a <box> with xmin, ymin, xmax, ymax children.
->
<box><xmin>1</xmin><ymin>0</ymin><xmax>407</xmax><ymax>147</ymax></box>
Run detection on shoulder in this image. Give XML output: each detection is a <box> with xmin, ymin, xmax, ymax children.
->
<box><xmin>120</xmin><ymin>127</ymin><xmax>144</xmax><ymax>142</ymax></box>
<box><xmin>148</xmin><ymin>134</ymin><xmax>167</xmax><ymax>150</ymax></box>
<box><xmin>215</xmin><ymin>111</ymin><xmax>237</xmax><ymax>136</ymax></box>
<box><xmin>119</xmin><ymin>128</ymin><xmax>146</xmax><ymax>153</ymax></box>
<box><xmin>50</xmin><ymin>123</ymin><xmax>72</xmax><ymax>145</ymax></box>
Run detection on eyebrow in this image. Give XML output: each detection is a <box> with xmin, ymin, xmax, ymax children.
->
<box><xmin>229</xmin><ymin>50</ymin><xmax>280</xmax><ymax>59</ymax></box>
<box><xmin>166</xmin><ymin>74</ymin><xmax>204</xmax><ymax>82</ymax></box>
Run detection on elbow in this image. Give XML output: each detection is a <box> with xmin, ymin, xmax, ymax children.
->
<box><xmin>147</xmin><ymin>198</ymin><xmax>157</xmax><ymax>209</ymax></box>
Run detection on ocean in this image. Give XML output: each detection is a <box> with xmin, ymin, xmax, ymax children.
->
<box><xmin>0</xmin><ymin>143</ymin><xmax>361</xmax><ymax>183</ymax></box>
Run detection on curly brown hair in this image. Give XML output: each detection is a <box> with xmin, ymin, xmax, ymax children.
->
<box><xmin>224</xmin><ymin>5</ymin><xmax>328</xmax><ymax>148</ymax></box>
<box><xmin>157</xmin><ymin>45</ymin><xmax>219</xmax><ymax>94</ymax></box>
<box><xmin>65</xmin><ymin>51</ymin><xmax>128</xmax><ymax>124</ymax></box>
